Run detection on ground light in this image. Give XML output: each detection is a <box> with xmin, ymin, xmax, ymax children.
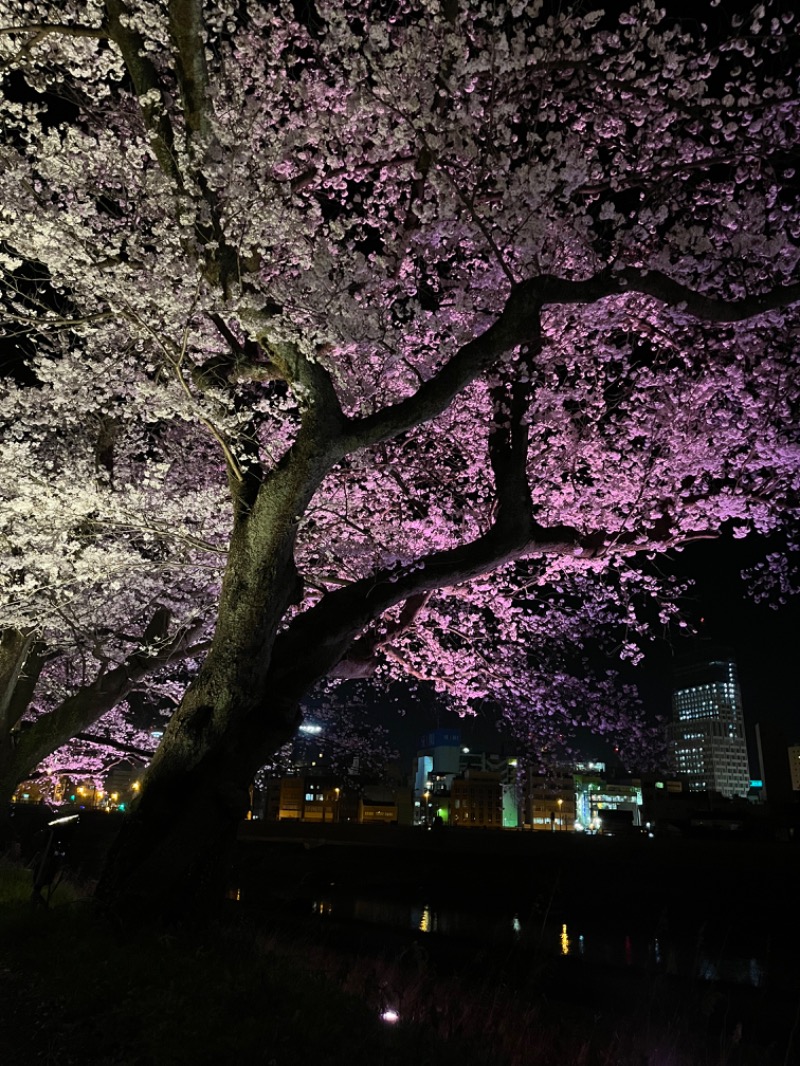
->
<box><xmin>380</xmin><ymin>1009</ymin><xmax>400</xmax><ymax>1024</ymax></box>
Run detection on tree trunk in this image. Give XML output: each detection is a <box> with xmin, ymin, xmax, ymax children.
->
<box><xmin>0</xmin><ymin>629</ymin><xmax>44</xmax><ymax>847</ymax></box>
<box><xmin>94</xmin><ymin>354</ymin><xmax>350</xmax><ymax>923</ymax></box>
<box><xmin>95</xmin><ymin>706</ymin><xmax>297</xmax><ymax>924</ymax></box>
<box><xmin>95</xmin><ymin>504</ymin><xmax>309</xmax><ymax>923</ymax></box>
<box><xmin>94</xmin><ymin>650</ymin><xmax>303</xmax><ymax>923</ymax></box>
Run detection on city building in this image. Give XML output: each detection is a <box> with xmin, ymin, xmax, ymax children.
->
<box><xmin>669</xmin><ymin>650</ymin><xmax>751</xmax><ymax>798</ymax></box>
<box><xmin>450</xmin><ymin>770</ymin><xmax>504</xmax><ymax>828</ymax></box>
<box><xmin>754</xmin><ymin>721</ymin><xmax>795</xmax><ymax>807</ymax></box>
<box><xmin>412</xmin><ymin>729</ymin><xmax>521</xmax><ymax>826</ymax></box>
<box><xmin>275</xmin><ymin>774</ymin><xmax>348</xmax><ymax>822</ymax></box>
<box><xmin>358</xmin><ymin>789</ymin><xmax>399</xmax><ymax>825</ymax></box>
<box><xmin>526</xmin><ymin>772</ymin><xmax>576</xmax><ymax>831</ymax></box>
<box><xmin>257</xmin><ymin>772</ymin><xmax>410</xmax><ymax>825</ymax></box>
<box><xmin>573</xmin><ymin>774</ymin><xmax>642</xmax><ymax>833</ymax></box>
<box><xmin>789</xmin><ymin>745</ymin><xmax>800</xmax><ymax>792</ymax></box>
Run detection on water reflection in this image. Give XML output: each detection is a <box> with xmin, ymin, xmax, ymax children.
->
<box><xmin>306</xmin><ymin>895</ymin><xmax>768</xmax><ymax>988</ymax></box>
<box><xmin>560</xmin><ymin>923</ymin><xmax>570</xmax><ymax>956</ymax></box>
<box><xmin>416</xmin><ymin>904</ymin><xmax>437</xmax><ymax>934</ymax></box>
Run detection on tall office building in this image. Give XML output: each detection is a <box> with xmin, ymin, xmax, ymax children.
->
<box><xmin>789</xmin><ymin>745</ymin><xmax>800</xmax><ymax>792</ymax></box>
<box><xmin>669</xmin><ymin>650</ymin><xmax>750</xmax><ymax>798</ymax></box>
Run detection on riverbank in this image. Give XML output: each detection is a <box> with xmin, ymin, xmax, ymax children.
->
<box><xmin>236</xmin><ymin>819</ymin><xmax>800</xmax><ymax>916</ymax></box>
<box><xmin>1</xmin><ymin>859</ymin><xmax>501</xmax><ymax>1066</ymax></box>
<box><xmin>4</xmin><ymin>815</ymin><xmax>799</xmax><ymax>1064</ymax></box>
<box><xmin>0</xmin><ymin>855</ymin><xmax>788</xmax><ymax>1066</ymax></box>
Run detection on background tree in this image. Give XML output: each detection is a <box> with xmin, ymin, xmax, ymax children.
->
<box><xmin>0</xmin><ymin>321</ymin><xmax>221</xmax><ymax>811</ymax></box>
<box><xmin>0</xmin><ymin>0</ymin><xmax>798</xmax><ymax>917</ymax></box>
<box><xmin>0</xmin><ymin>616</ymin><xmax>208</xmax><ymax>820</ymax></box>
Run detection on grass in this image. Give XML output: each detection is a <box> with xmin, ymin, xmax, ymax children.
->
<box><xmin>0</xmin><ymin>857</ymin><xmax>497</xmax><ymax>1066</ymax></box>
<box><xmin>1</xmin><ymin>857</ymin><xmax>796</xmax><ymax>1066</ymax></box>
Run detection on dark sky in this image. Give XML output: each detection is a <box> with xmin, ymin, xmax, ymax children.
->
<box><xmin>660</xmin><ymin>536</ymin><xmax>800</xmax><ymax>765</ymax></box>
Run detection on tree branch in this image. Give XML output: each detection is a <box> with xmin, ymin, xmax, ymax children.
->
<box><xmin>538</xmin><ymin>270</ymin><xmax>800</xmax><ymax>323</ymax></box>
<box><xmin>167</xmin><ymin>0</ymin><xmax>210</xmax><ymax>142</ymax></box>
<box><xmin>201</xmin><ymin>313</ymin><xmax>285</xmax><ymax>385</ymax></box>
<box><xmin>6</xmin><ymin>612</ymin><xmax>206</xmax><ymax>791</ymax></box>
<box><xmin>104</xmin><ymin>0</ymin><xmax>183</xmax><ymax>189</ymax></box>
<box><xmin>267</xmin><ymin>264</ymin><xmax>800</xmax><ymax>694</ymax></box>
<box><xmin>0</xmin><ymin>628</ymin><xmax>39</xmax><ymax>736</ymax></box>
<box><xmin>341</xmin><ymin>269</ymin><xmax>800</xmax><ymax>454</ymax></box>
<box><xmin>243</xmin><ymin>325</ymin><xmax>346</xmax><ymax>443</ymax></box>
<box><xmin>330</xmin><ymin>591</ymin><xmax>431</xmax><ymax>678</ymax></box>
<box><xmin>270</xmin><ymin>513</ymin><xmax>715</xmax><ymax>705</ymax></box>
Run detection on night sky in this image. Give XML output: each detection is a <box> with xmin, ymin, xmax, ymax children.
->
<box><xmin>662</xmin><ymin>536</ymin><xmax>800</xmax><ymax>767</ymax></box>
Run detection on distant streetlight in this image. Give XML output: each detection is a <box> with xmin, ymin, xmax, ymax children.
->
<box><xmin>557</xmin><ymin>797</ymin><xmax>563</xmax><ymax>831</ymax></box>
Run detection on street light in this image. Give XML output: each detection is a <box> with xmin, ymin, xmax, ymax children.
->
<box><xmin>557</xmin><ymin>797</ymin><xmax>563</xmax><ymax>832</ymax></box>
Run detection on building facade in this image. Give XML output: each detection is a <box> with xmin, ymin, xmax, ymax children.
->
<box><xmin>412</xmin><ymin>729</ymin><xmax>521</xmax><ymax>827</ymax></box>
<box><xmin>526</xmin><ymin>772</ymin><xmax>576</xmax><ymax>831</ymax></box>
<box><xmin>669</xmin><ymin>651</ymin><xmax>750</xmax><ymax>798</ymax></box>
<box><xmin>573</xmin><ymin>774</ymin><xmax>642</xmax><ymax>832</ymax></box>
<box><xmin>789</xmin><ymin>745</ymin><xmax>800</xmax><ymax>792</ymax></box>
<box><xmin>450</xmin><ymin>770</ymin><xmax>504</xmax><ymax>828</ymax></box>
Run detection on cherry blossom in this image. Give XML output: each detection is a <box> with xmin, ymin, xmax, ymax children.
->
<box><xmin>0</xmin><ymin>0</ymin><xmax>797</xmax><ymax>913</ymax></box>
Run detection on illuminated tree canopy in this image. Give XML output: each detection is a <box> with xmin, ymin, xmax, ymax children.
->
<box><xmin>0</xmin><ymin>0</ymin><xmax>798</xmax><ymax>912</ymax></box>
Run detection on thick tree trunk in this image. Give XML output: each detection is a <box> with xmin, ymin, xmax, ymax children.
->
<box><xmin>94</xmin><ymin>634</ymin><xmax>304</xmax><ymax>922</ymax></box>
<box><xmin>94</xmin><ymin>343</ymin><xmax>348</xmax><ymax>923</ymax></box>
<box><xmin>96</xmin><ymin>650</ymin><xmax>315</xmax><ymax>922</ymax></box>
<box><xmin>95</xmin><ymin>700</ymin><xmax>298</xmax><ymax>924</ymax></box>
<box><xmin>0</xmin><ymin>769</ymin><xmax>20</xmax><ymax>849</ymax></box>
<box><xmin>95</xmin><ymin>497</ymin><xmax>310</xmax><ymax>923</ymax></box>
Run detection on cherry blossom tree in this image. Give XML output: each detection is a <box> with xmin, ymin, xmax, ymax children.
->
<box><xmin>0</xmin><ymin>616</ymin><xmax>209</xmax><ymax>819</ymax></box>
<box><xmin>0</xmin><ymin>326</ymin><xmax>222</xmax><ymax>810</ymax></box>
<box><xmin>1</xmin><ymin>0</ymin><xmax>798</xmax><ymax>916</ymax></box>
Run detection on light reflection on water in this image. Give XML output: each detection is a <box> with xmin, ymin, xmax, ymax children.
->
<box><xmin>307</xmin><ymin>896</ymin><xmax>767</xmax><ymax>988</ymax></box>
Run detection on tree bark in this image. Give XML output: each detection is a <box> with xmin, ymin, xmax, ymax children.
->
<box><xmin>0</xmin><ymin>629</ymin><xmax>43</xmax><ymax>844</ymax></box>
<box><xmin>94</xmin><ymin>576</ymin><xmax>304</xmax><ymax>923</ymax></box>
<box><xmin>94</xmin><ymin>459</ymin><xmax>313</xmax><ymax>921</ymax></box>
